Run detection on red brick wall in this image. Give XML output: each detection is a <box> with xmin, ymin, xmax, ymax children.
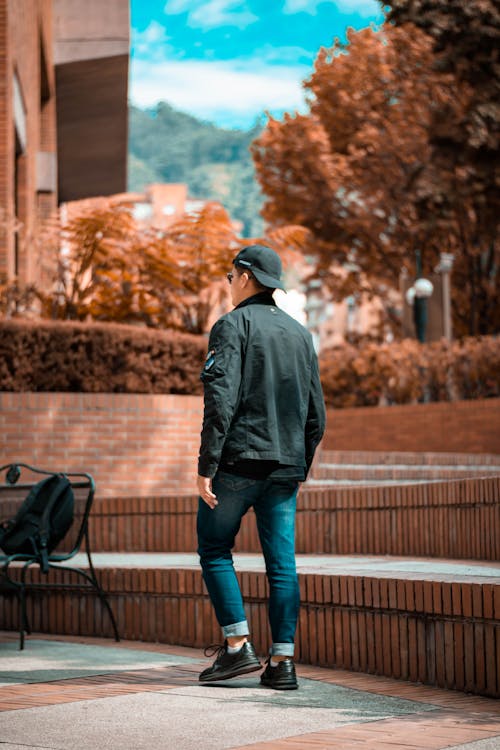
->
<box><xmin>0</xmin><ymin>0</ymin><xmax>57</xmax><ymax>283</ymax></box>
<box><xmin>0</xmin><ymin>0</ymin><xmax>10</xmax><ymax>277</ymax></box>
<box><xmin>1</xmin><ymin>392</ymin><xmax>203</xmax><ymax>496</ymax></box>
<box><xmin>2</xmin><ymin>393</ymin><xmax>499</xmax><ymax>497</ymax></box>
<box><xmin>74</xmin><ymin>477</ymin><xmax>500</xmax><ymax>561</ymax></box>
<box><xmin>2</xmin><ymin>476</ymin><xmax>498</xmax><ymax>560</ymax></box>
<box><xmin>2</xmin><ymin>566</ymin><xmax>498</xmax><ymax>697</ymax></box>
<box><xmin>324</xmin><ymin>399</ymin><xmax>500</xmax><ymax>454</ymax></box>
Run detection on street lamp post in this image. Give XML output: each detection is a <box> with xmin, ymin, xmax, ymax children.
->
<box><xmin>304</xmin><ymin>279</ymin><xmax>324</xmax><ymax>353</ymax></box>
<box><xmin>405</xmin><ymin>250</ymin><xmax>434</xmax><ymax>343</ymax></box>
<box><xmin>434</xmin><ymin>252</ymin><xmax>454</xmax><ymax>341</ymax></box>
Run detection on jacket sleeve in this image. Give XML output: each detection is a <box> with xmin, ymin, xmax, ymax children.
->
<box><xmin>304</xmin><ymin>351</ymin><xmax>326</xmax><ymax>477</ymax></box>
<box><xmin>198</xmin><ymin>318</ymin><xmax>243</xmax><ymax>478</ymax></box>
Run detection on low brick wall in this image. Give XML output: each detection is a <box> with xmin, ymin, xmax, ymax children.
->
<box><xmin>96</xmin><ymin>477</ymin><xmax>500</xmax><ymax>561</ymax></box>
<box><xmin>324</xmin><ymin>398</ymin><xmax>500</xmax><ymax>454</ymax></box>
<box><xmin>2</xmin><ymin>565</ymin><xmax>498</xmax><ymax>698</ymax></box>
<box><xmin>2</xmin><ymin>477</ymin><xmax>498</xmax><ymax>561</ymax></box>
<box><xmin>51</xmin><ymin>476</ymin><xmax>498</xmax><ymax>561</ymax></box>
<box><xmin>2</xmin><ymin>477</ymin><xmax>498</xmax><ymax>560</ymax></box>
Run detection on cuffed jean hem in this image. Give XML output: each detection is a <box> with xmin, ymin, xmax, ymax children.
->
<box><xmin>271</xmin><ymin>643</ymin><xmax>295</xmax><ymax>657</ymax></box>
<box><xmin>222</xmin><ymin>620</ymin><xmax>250</xmax><ymax>638</ymax></box>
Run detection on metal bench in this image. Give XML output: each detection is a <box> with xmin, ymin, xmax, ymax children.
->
<box><xmin>0</xmin><ymin>463</ymin><xmax>119</xmax><ymax>649</ymax></box>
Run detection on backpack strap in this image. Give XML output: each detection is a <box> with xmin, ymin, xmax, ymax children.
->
<box><xmin>38</xmin><ymin>474</ymin><xmax>71</xmax><ymax>573</ymax></box>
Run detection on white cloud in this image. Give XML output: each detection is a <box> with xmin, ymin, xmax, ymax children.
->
<box><xmin>283</xmin><ymin>0</ymin><xmax>320</xmax><ymax>12</ymax></box>
<box><xmin>129</xmin><ymin>57</ymin><xmax>308</xmax><ymax>128</ymax></box>
<box><xmin>163</xmin><ymin>0</ymin><xmax>191</xmax><ymax>11</ymax></box>
<box><xmin>335</xmin><ymin>0</ymin><xmax>381</xmax><ymax>16</ymax></box>
<box><xmin>132</xmin><ymin>21</ymin><xmax>171</xmax><ymax>58</ymax></box>
<box><xmin>251</xmin><ymin>43</ymin><xmax>313</xmax><ymax>65</ymax></box>
<box><xmin>164</xmin><ymin>0</ymin><xmax>258</xmax><ymax>30</ymax></box>
<box><xmin>283</xmin><ymin>0</ymin><xmax>381</xmax><ymax>18</ymax></box>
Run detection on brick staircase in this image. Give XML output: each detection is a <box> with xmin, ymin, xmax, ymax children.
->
<box><xmin>1</xmin><ymin>451</ymin><xmax>499</xmax><ymax>698</ymax></box>
<box><xmin>311</xmin><ymin>450</ymin><xmax>500</xmax><ymax>485</ymax></box>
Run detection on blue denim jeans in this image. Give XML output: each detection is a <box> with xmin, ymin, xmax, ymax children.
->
<box><xmin>197</xmin><ymin>470</ymin><xmax>300</xmax><ymax>657</ymax></box>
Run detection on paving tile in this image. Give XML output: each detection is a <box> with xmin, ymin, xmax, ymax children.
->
<box><xmin>232</xmin><ymin>713</ymin><xmax>500</xmax><ymax>750</ymax></box>
<box><xmin>0</xmin><ymin>633</ymin><xmax>499</xmax><ymax>750</ymax></box>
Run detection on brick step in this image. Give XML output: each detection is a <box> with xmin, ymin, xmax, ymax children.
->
<box><xmin>306</xmin><ymin>478</ymin><xmax>499</xmax><ymax>488</ymax></box>
<box><xmin>81</xmin><ymin>476</ymin><xmax>500</xmax><ymax>560</ymax></box>
<box><xmin>2</xmin><ymin>553</ymin><xmax>499</xmax><ymax>698</ymax></box>
<box><xmin>2</xmin><ymin>477</ymin><xmax>499</xmax><ymax>559</ymax></box>
<box><xmin>318</xmin><ymin>451</ymin><xmax>500</xmax><ymax>467</ymax></box>
<box><xmin>313</xmin><ymin>465</ymin><xmax>500</xmax><ymax>480</ymax></box>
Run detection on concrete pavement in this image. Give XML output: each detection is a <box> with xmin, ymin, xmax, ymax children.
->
<box><xmin>1</xmin><ymin>634</ymin><xmax>499</xmax><ymax>750</ymax></box>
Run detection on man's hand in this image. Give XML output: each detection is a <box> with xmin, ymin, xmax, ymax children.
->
<box><xmin>197</xmin><ymin>475</ymin><xmax>218</xmax><ymax>509</ymax></box>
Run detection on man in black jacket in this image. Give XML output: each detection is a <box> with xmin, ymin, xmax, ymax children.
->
<box><xmin>197</xmin><ymin>244</ymin><xmax>326</xmax><ymax>690</ymax></box>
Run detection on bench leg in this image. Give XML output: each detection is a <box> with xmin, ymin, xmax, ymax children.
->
<box><xmin>19</xmin><ymin>585</ymin><xmax>26</xmax><ymax>650</ymax></box>
<box><xmin>52</xmin><ymin>563</ymin><xmax>120</xmax><ymax>643</ymax></box>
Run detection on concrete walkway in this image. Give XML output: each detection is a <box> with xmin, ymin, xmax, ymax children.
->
<box><xmin>0</xmin><ymin>633</ymin><xmax>499</xmax><ymax>750</ymax></box>
<box><xmin>66</xmin><ymin>552</ymin><xmax>500</xmax><ymax>582</ymax></box>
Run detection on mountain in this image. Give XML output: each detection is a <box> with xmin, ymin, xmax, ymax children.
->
<box><xmin>128</xmin><ymin>102</ymin><xmax>266</xmax><ymax>237</ymax></box>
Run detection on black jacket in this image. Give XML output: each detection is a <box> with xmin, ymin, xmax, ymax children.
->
<box><xmin>198</xmin><ymin>292</ymin><xmax>326</xmax><ymax>478</ymax></box>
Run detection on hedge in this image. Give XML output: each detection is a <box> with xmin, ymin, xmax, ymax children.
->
<box><xmin>319</xmin><ymin>336</ymin><xmax>500</xmax><ymax>408</ymax></box>
<box><xmin>0</xmin><ymin>319</ymin><xmax>206</xmax><ymax>394</ymax></box>
<box><xmin>1</xmin><ymin>320</ymin><xmax>498</xmax><ymax>408</ymax></box>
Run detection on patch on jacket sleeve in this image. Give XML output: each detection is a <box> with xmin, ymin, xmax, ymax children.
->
<box><xmin>204</xmin><ymin>349</ymin><xmax>215</xmax><ymax>370</ymax></box>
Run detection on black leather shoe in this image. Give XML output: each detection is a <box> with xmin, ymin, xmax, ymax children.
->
<box><xmin>260</xmin><ymin>657</ymin><xmax>298</xmax><ymax>690</ymax></box>
<box><xmin>199</xmin><ymin>641</ymin><xmax>262</xmax><ymax>683</ymax></box>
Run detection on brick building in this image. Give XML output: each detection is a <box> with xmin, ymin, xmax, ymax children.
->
<box><xmin>124</xmin><ymin>183</ymin><xmax>206</xmax><ymax>231</ymax></box>
<box><xmin>0</xmin><ymin>0</ymin><xmax>129</xmax><ymax>289</ymax></box>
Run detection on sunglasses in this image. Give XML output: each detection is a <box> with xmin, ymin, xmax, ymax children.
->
<box><xmin>227</xmin><ymin>268</ymin><xmax>253</xmax><ymax>284</ymax></box>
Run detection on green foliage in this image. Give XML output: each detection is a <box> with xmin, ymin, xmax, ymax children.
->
<box><xmin>127</xmin><ymin>154</ymin><xmax>162</xmax><ymax>190</ymax></box>
<box><xmin>128</xmin><ymin>103</ymin><xmax>264</xmax><ymax>237</ymax></box>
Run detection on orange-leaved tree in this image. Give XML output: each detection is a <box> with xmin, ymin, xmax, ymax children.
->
<box><xmin>40</xmin><ymin>200</ymin><xmax>139</xmax><ymax>322</ymax></box>
<box><xmin>35</xmin><ymin>198</ymin><xmax>239</xmax><ymax>333</ymax></box>
<box><xmin>162</xmin><ymin>201</ymin><xmax>239</xmax><ymax>333</ymax></box>
<box><xmin>384</xmin><ymin>0</ymin><xmax>500</xmax><ymax>337</ymax></box>
<box><xmin>252</xmin><ymin>22</ymin><xmax>497</xmax><ymax>336</ymax></box>
<box><xmin>2</xmin><ymin>197</ymin><xmax>312</xmax><ymax>333</ymax></box>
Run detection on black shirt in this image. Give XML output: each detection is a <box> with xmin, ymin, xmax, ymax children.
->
<box><xmin>218</xmin><ymin>458</ymin><xmax>305</xmax><ymax>481</ymax></box>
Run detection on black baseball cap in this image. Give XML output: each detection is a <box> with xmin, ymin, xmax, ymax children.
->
<box><xmin>232</xmin><ymin>245</ymin><xmax>286</xmax><ymax>291</ymax></box>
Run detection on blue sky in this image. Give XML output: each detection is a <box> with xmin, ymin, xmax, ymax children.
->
<box><xmin>130</xmin><ymin>0</ymin><xmax>384</xmax><ymax>129</ymax></box>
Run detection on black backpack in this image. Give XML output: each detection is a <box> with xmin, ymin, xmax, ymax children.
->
<box><xmin>0</xmin><ymin>474</ymin><xmax>74</xmax><ymax>572</ymax></box>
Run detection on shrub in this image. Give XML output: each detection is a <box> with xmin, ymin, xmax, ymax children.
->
<box><xmin>319</xmin><ymin>336</ymin><xmax>499</xmax><ymax>408</ymax></box>
<box><xmin>1</xmin><ymin>320</ymin><xmax>498</xmax><ymax>408</ymax></box>
<box><xmin>451</xmin><ymin>336</ymin><xmax>500</xmax><ymax>400</ymax></box>
<box><xmin>0</xmin><ymin>319</ymin><xmax>205</xmax><ymax>394</ymax></box>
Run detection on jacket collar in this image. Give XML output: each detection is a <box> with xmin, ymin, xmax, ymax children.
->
<box><xmin>234</xmin><ymin>292</ymin><xmax>275</xmax><ymax>310</ymax></box>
